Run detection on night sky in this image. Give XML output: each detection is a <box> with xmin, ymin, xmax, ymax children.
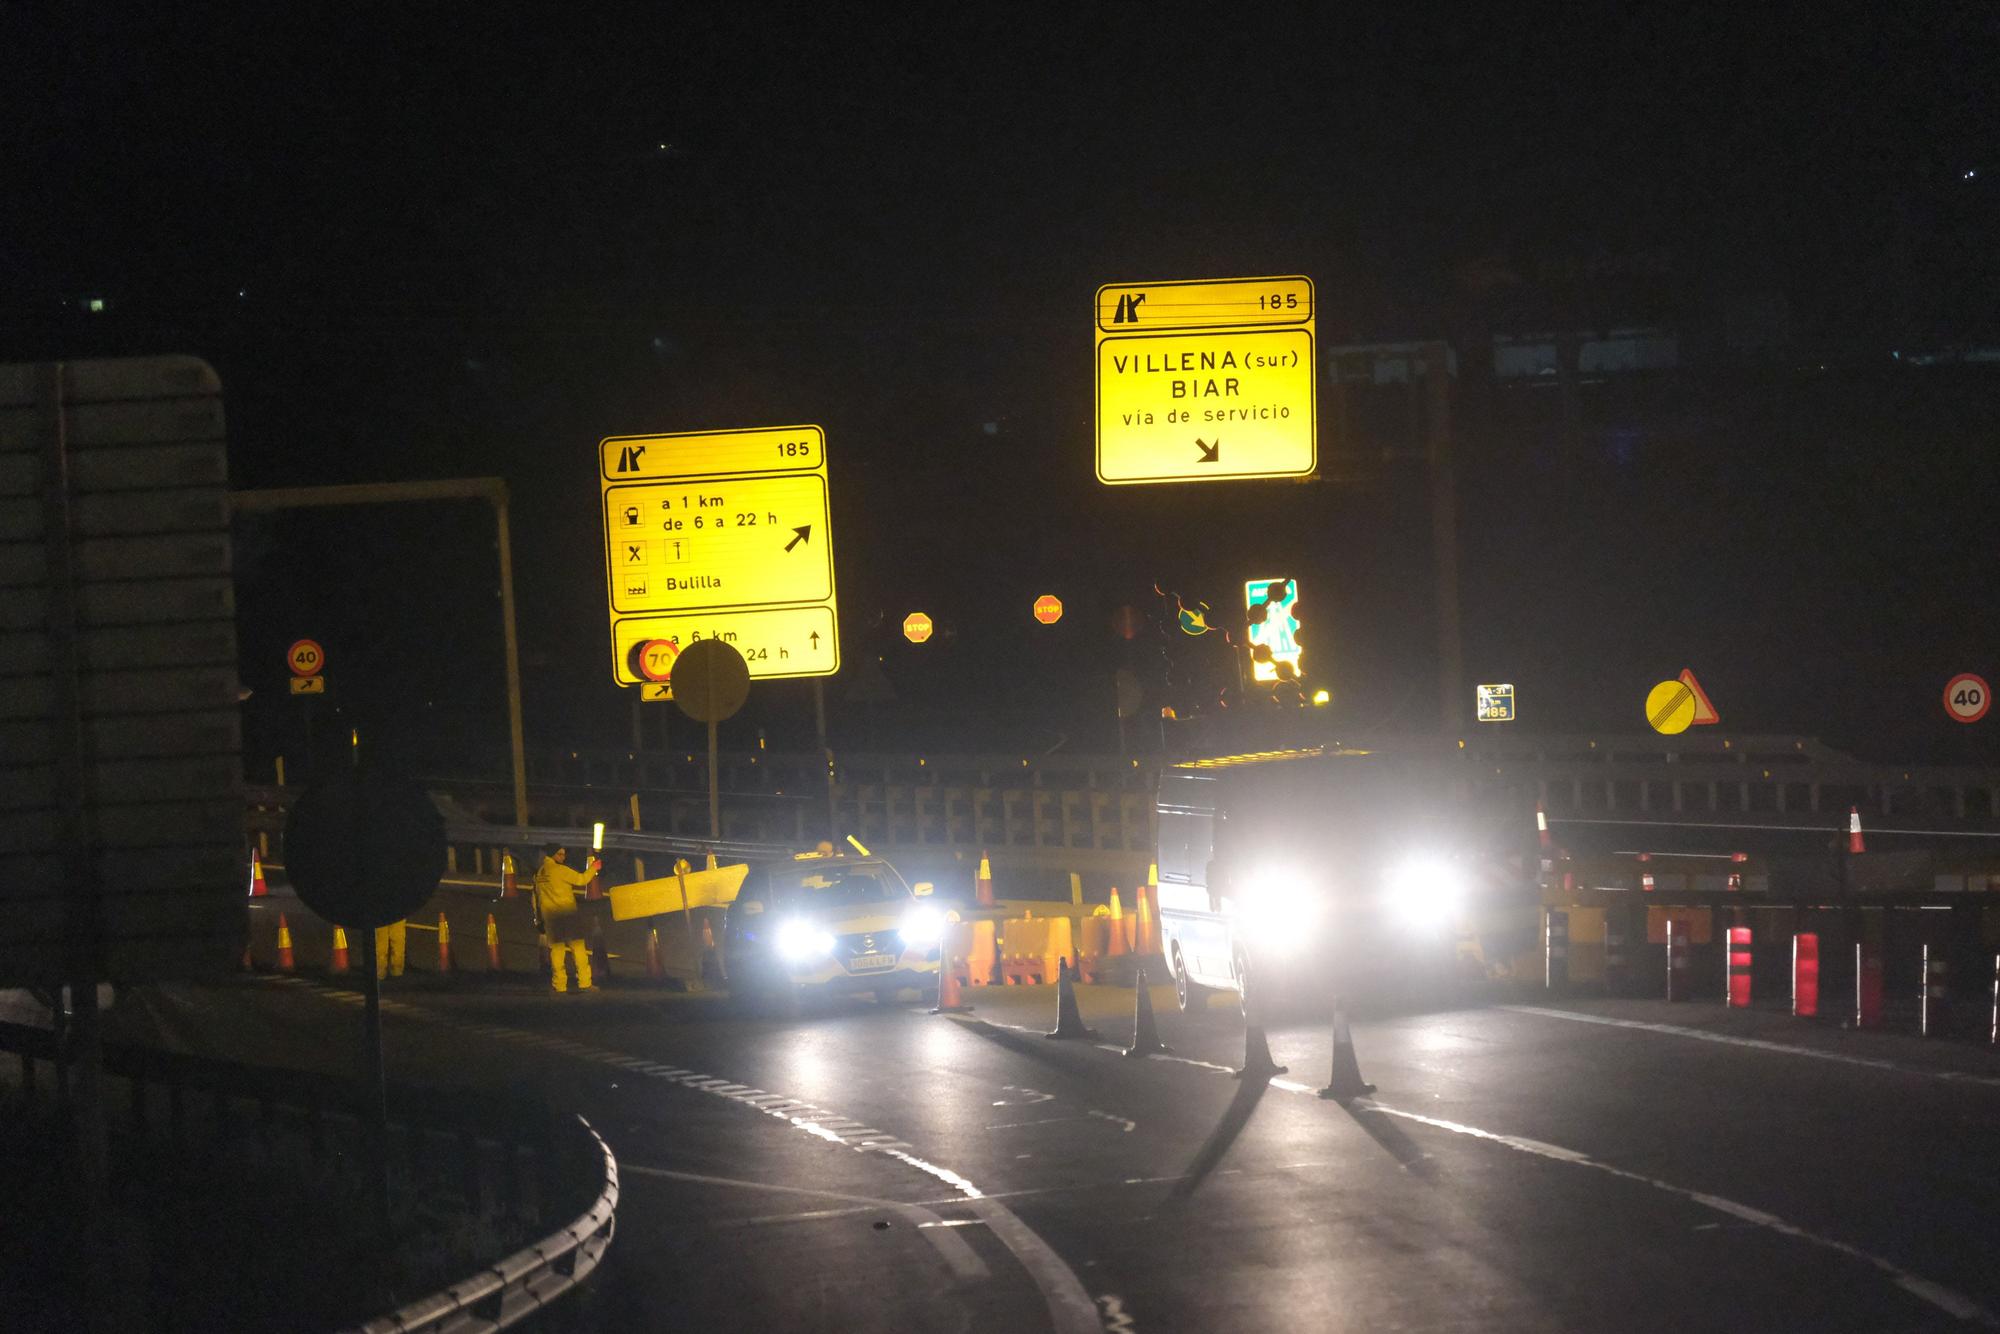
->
<box><xmin>5</xmin><ymin>6</ymin><xmax>1998</xmax><ymax>775</ymax></box>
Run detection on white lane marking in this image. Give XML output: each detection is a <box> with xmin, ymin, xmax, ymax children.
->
<box><xmin>265</xmin><ymin>977</ymin><xmax>1093</xmax><ymax>1332</ymax></box>
<box><xmin>1353</xmin><ymin>1099</ymin><xmax>1997</xmax><ymax>1327</ymax></box>
<box><xmin>1098</xmin><ymin>1292</ymin><xmax>1139</xmax><ymax>1333</ymax></box>
<box><xmin>1088</xmin><ymin>1110</ymin><xmax>1137</xmax><ymax>1133</ymax></box>
<box><xmin>1503</xmin><ymin>1005</ymin><xmax>2000</xmax><ymax>1088</ymax></box>
<box><xmin>622</xmin><ymin>1162</ymin><xmax>989</xmax><ymax>1282</ymax></box>
<box><xmin>988</xmin><ymin>1115</ymin><xmax>1089</xmax><ymax>1131</ymax></box>
<box><xmin>944</xmin><ymin>992</ymin><xmax>1994</xmax><ymax>1327</ymax></box>
<box><xmin>992</xmin><ymin>1084</ymin><xmax>1056</xmax><ymax>1106</ymax></box>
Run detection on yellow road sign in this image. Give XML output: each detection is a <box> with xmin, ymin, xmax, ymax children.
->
<box><xmin>639</xmin><ymin>682</ymin><xmax>673</xmax><ymax>702</ymax></box>
<box><xmin>289</xmin><ymin>675</ymin><xmax>325</xmax><ymax>695</ymax></box>
<box><xmin>600</xmin><ymin>425</ymin><xmax>839</xmax><ymax>684</ymax></box>
<box><xmin>1646</xmin><ymin>679</ymin><xmax>1695</xmax><ymax>734</ymax></box>
<box><xmin>1095</xmin><ymin>275</ymin><xmax>1316</xmax><ymax>485</ymax></box>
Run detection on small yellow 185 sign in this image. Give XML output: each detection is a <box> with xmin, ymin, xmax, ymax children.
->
<box><xmin>287</xmin><ymin>639</ymin><xmax>325</xmax><ymax>677</ymax></box>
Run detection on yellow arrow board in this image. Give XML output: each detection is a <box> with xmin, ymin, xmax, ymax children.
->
<box><xmin>600</xmin><ymin>425</ymin><xmax>839</xmax><ymax>684</ymax></box>
<box><xmin>1095</xmin><ymin>275</ymin><xmax>1316</xmax><ymax>485</ymax></box>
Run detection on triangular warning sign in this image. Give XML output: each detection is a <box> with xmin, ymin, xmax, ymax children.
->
<box><xmin>1678</xmin><ymin>668</ymin><xmax>1719</xmax><ymax>725</ymax></box>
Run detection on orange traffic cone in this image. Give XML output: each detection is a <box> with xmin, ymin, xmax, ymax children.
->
<box><xmin>330</xmin><ymin>926</ymin><xmax>350</xmax><ymax>973</ymax></box>
<box><xmin>1124</xmin><ymin>965</ymin><xmax>1169</xmax><ymax>1057</ymax></box>
<box><xmin>646</xmin><ymin>927</ymin><xmax>664</xmax><ymax>979</ymax></box>
<box><xmin>1106</xmin><ymin>889</ymin><xmax>1128</xmax><ymax>957</ymax></box>
<box><xmin>1315</xmin><ymin>997</ymin><xmax>1375</xmax><ymax>1101</ymax></box>
<box><xmin>501</xmin><ymin>852</ymin><xmax>517</xmax><ymax>897</ymax></box>
<box><xmin>932</xmin><ymin>934</ymin><xmax>974</xmax><ymax>1014</ymax></box>
<box><xmin>701</xmin><ymin>917</ymin><xmax>717</xmax><ymax>953</ymax></box>
<box><xmin>248</xmin><ymin>850</ymin><xmax>268</xmax><ymax>898</ymax></box>
<box><xmin>486</xmin><ymin>913</ymin><xmax>502</xmax><ymax>971</ymax></box>
<box><xmin>1848</xmin><ymin>807</ymin><xmax>1866</xmax><ymax>854</ymax></box>
<box><xmin>437</xmin><ymin>912</ymin><xmax>453</xmax><ymax>973</ymax></box>
<box><xmin>1135</xmin><ymin>882</ymin><xmax>1158</xmax><ymax>956</ymax></box>
<box><xmin>1045</xmin><ymin>958</ymin><xmax>1098</xmax><ymax>1040</ymax></box>
<box><xmin>275</xmin><ymin>913</ymin><xmax>295</xmax><ymax>972</ymax></box>
<box><xmin>975</xmin><ymin>852</ymin><xmax>995</xmax><ymax>908</ymax></box>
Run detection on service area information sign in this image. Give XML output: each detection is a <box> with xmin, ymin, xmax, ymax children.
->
<box><xmin>599</xmin><ymin>425</ymin><xmax>839</xmax><ymax>684</ymax></box>
<box><xmin>1095</xmin><ymin>275</ymin><xmax>1316</xmax><ymax>485</ymax></box>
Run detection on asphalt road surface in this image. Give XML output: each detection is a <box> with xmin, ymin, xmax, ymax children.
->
<box><xmin>110</xmin><ymin>948</ymin><xmax>2000</xmax><ymax>1334</ymax></box>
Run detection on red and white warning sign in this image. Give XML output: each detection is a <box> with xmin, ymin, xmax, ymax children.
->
<box><xmin>1944</xmin><ymin>673</ymin><xmax>1991</xmax><ymax>724</ymax></box>
<box><xmin>1678</xmin><ymin>668</ymin><xmax>1719</xmax><ymax>726</ymax></box>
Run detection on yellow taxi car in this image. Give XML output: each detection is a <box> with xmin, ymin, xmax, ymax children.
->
<box><xmin>721</xmin><ymin>850</ymin><xmax>946</xmax><ymax>1008</ymax></box>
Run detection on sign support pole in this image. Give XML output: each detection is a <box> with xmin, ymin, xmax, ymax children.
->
<box><xmin>493</xmin><ymin>494</ymin><xmax>530</xmax><ymax>826</ymax></box>
<box><xmin>360</xmin><ymin>930</ymin><xmax>391</xmax><ymax>1243</ymax></box>
<box><xmin>815</xmin><ymin>679</ymin><xmax>837</xmax><ymax>840</ymax></box>
<box><xmin>708</xmin><ymin>719</ymin><xmax>721</xmax><ymax>841</ymax></box>
<box><xmin>1425</xmin><ymin>344</ymin><xmax>1464</xmax><ymax>733</ymax></box>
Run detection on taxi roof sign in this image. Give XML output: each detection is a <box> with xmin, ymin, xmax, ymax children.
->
<box><xmin>600</xmin><ymin>425</ymin><xmax>839</xmax><ymax>685</ymax></box>
<box><xmin>1095</xmin><ymin>274</ymin><xmax>1317</xmax><ymax>485</ymax></box>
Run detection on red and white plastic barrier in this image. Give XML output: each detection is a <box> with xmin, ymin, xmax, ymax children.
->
<box><xmin>1791</xmin><ymin>932</ymin><xmax>1819</xmax><ymax>1018</ymax></box>
<box><xmin>1725</xmin><ymin>926</ymin><xmax>1752</xmax><ymax>1008</ymax></box>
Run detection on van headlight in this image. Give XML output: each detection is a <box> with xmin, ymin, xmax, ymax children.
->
<box><xmin>776</xmin><ymin>918</ymin><xmax>837</xmax><ymax>962</ymax></box>
<box><xmin>1235</xmin><ymin>868</ymin><xmax>1322</xmax><ymax>951</ymax></box>
<box><xmin>1384</xmin><ymin>857</ymin><xmax>1462</xmax><ymax>931</ymax></box>
<box><xmin>899</xmin><ymin>904</ymin><xmax>945</xmax><ymax>948</ymax></box>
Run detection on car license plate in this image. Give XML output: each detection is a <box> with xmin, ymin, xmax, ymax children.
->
<box><xmin>848</xmin><ymin>953</ymin><xmax>896</xmax><ymax>973</ymax></box>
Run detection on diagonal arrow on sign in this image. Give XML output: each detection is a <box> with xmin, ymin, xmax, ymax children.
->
<box><xmin>1196</xmin><ymin>438</ymin><xmax>1220</xmax><ymax>463</ymax></box>
<box><xmin>785</xmin><ymin>524</ymin><xmax>811</xmax><ymax>552</ymax></box>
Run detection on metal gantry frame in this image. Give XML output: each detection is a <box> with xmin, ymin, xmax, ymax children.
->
<box><xmin>229</xmin><ymin>478</ymin><xmax>531</xmax><ymax>826</ymax></box>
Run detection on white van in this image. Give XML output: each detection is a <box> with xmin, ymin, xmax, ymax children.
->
<box><xmin>1156</xmin><ymin>747</ymin><xmax>1515</xmax><ymax>1012</ymax></box>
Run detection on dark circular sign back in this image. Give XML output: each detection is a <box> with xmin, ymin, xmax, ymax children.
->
<box><xmin>284</xmin><ymin>770</ymin><xmax>447</xmax><ymax>929</ymax></box>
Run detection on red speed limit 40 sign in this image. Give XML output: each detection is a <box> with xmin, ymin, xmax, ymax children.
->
<box><xmin>1944</xmin><ymin>673</ymin><xmax>1991</xmax><ymax>724</ymax></box>
<box><xmin>287</xmin><ymin>639</ymin><xmax>325</xmax><ymax>677</ymax></box>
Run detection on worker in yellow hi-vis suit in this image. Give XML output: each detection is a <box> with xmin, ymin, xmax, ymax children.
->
<box><xmin>374</xmin><ymin>920</ymin><xmax>406</xmax><ymax>979</ymax></box>
<box><xmin>535</xmin><ymin>844</ymin><xmax>600</xmax><ymax>993</ymax></box>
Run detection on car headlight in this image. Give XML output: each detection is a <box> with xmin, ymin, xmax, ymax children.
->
<box><xmin>775</xmin><ymin>918</ymin><xmax>837</xmax><ymax>962</ymax></box>
<box><xmin>1234</xmin><ymin>868</ymin><xmax>1322</xmax><ymax>951</ymax></box>
<box><xmin>899</xmin><ymin>904</ymin><xmax>945</xmax><ymax>948</ymax></box>
<box><xmin>1383</xmin><ymin>857</ymin><xmax>1462</xmax><ymax>931</ymax></box>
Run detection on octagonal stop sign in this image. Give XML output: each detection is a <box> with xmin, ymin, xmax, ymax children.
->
<box><xmin>1033</xmin><ymin>594</ymin><xmax>1064</xmax><ymax>625</ymax></box>
<box><xmin>285</xmin><ymin>770</ymin><xmax>446</xmax><ymax>929</ymax></box>
<box><xmin>903</xmin><ymin>612</ymin><xmax>934</xmax><ymax>644</ymax></box>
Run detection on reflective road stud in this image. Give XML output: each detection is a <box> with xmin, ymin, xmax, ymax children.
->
<box><xmin>1544</xmin><ymin>909</ymin><xmax>1569</xmax><ymax>992</ymax></box>
<box><xmin>1792</xmin><ymin>932</ymin><xmax>1819</xmax><ymax>1017</ymax></box>
<box><xmin>1921</xmin><ymin>944</ymin><xmax>1948</xmax><ymax>1037</ymax></box>
<box><xmin>1726</xmin><ymin>926</ymin><xmax>1752</xmax><ymax>1007</ymax></box>
<box><xmin>1854</xmin><ymin>942</ymin><xmax>1884</xmax><ymax>1029</ymax></box>
<box><xmin>1666</xmin><ymin>919</ymin><xmax>1690</xmax><ymax>1002</ymax></box>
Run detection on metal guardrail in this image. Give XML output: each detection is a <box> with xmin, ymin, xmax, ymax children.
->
<box><xmin>345</xmin><ymin>1116</ymin><xmax>618</xmax><ymax>1334</ymax></box>
<box><xmin>0</xmin><ymin>1017</ymin><xmax>618</xmax><ymax>1332</ymax></box>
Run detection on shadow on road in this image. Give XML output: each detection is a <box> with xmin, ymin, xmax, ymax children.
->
<box><xmin>1339</xmin><ymin>1101</ymin><xmax>1440</xmax><ymax>1182</ymax></box>
<box><xmin>949</xmin><ymin>1014</ymin><xmax>1112</xmax><ymax>1077</ymax></box>
<box><xmin>1166</xmin><ymin>1074</ymin><xmax>1271</xmax><ymax>1202</ymax></box>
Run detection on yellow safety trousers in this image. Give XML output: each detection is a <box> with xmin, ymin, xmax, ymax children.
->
<box><xmin>374</xmin><ymin>920</ymin><xmax>406</xmax><ymax>979</ymax></box>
